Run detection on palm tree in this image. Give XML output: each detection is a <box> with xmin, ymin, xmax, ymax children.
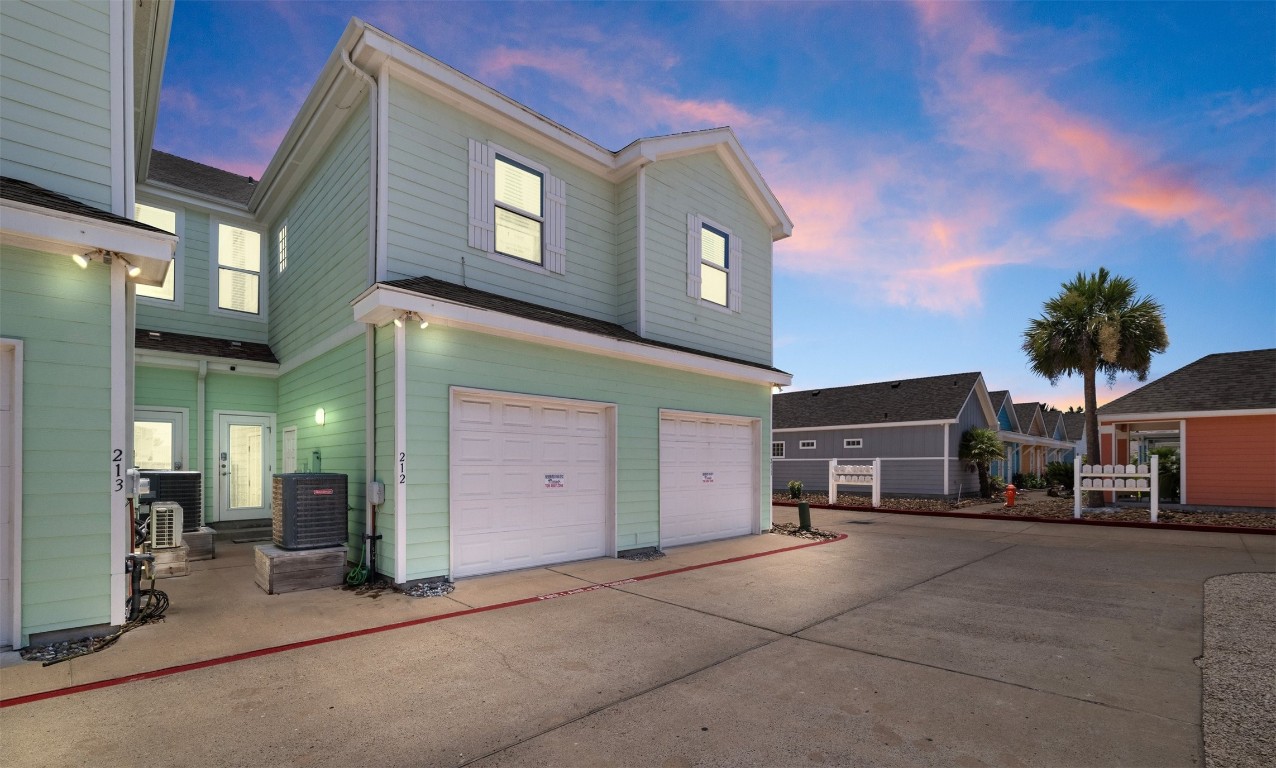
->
<box><xmin>1022</xmin><ymin>268</ymin><xmax>1169</xmax><ymax>503</ymax></box>
<box><xmin>959</xmin><ymin>427</ymin><xmax>1004</xmax><ymax>498</ymax></box>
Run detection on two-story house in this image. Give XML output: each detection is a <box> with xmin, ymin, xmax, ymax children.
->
<box><xmin>1</xmin><ymin>12</ymin><xmax>792</xmax><ymax>646</ymax></box>
<box><xmin>1</xmin><ymin>0</ymin><xmax>177</xmax><ymax>648</ymax></box>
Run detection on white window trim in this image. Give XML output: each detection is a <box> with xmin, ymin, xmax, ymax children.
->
<box><xmin>209</xmin><ymin>218</ymin><xmax>267</xmax><ymax>322</ymax></box>
<box><xmin>134</xmin><ymin>202</ymin><xmax>184</xmax><ymax>309</ymax></box>
<box><xmin>799</xmin><ymin>440</ymin><xmax>816</xmax><ymax>450</ymax></box>
<box><xmin>468</xmin><ymin>139</ymin><xmax>566</xmax><ymax>275</ymax></box>
<box><xmin>277</xmin><ymin>220</ymin><xmax>288</xmax><ymax>274</ymax></box>
<box><xmin>133</xmin><ymin>407</ymin><xmax>189</xmax><ymax>471</ymax></box>
<box><xmin>844</xmin><ymin>438</ymin><xmax>863</xmax><ymax>449</ymax></box>
<box><xmin>771</xmin><ymin>441</ymin><xmax>785</xmax><ymax>458</ymax></box>
<box><xmin>686</xmin><ymin>213</ymin><xmax>742</xmax><ymax>313</ymax></box>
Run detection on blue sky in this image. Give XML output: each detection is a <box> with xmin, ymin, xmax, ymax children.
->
<box><xmin>155</xmin><ymin>1</ymin><xmax>1276</xmax><ymax>409</ymax></box>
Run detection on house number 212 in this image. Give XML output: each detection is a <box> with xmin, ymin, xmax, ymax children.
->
<box><xmin>399</xmin><ymin>452</ymin><xmax>406</xmax><ymax>485</ymax></box>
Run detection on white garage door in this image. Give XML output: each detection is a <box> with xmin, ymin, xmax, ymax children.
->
<box><xmin>660</xmin><ymin>412</ymin><xmax>757</xmax><ymax>548</ymax></box>
<box><xmin>451</xmin><ymin>391</ymin><xmax>611</xmax><ymax>578</ymax></box>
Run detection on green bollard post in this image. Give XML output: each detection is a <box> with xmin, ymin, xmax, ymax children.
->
<box><xmin>798</xmin><ymin>502</ymin><xmax>811</xmax><ymax>532</ymax></box>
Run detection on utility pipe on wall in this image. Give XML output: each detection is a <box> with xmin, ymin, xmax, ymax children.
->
<box><xmin>636</xmin><ymin>161</ymin><xmax>649</xmax><ymax>337</ymax></box>
<box><xmin>197</xmin><ymin>360</ymin><xmax>207</xmax><ymax>512</ymax></box>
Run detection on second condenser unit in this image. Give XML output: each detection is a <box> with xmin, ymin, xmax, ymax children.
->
<box><xmin>272</xmin><ymin>473</ymin><xmax>348</xmax><ymax>550</ymax></box>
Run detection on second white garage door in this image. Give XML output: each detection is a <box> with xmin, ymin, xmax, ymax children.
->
<box><xmin>450</xmin><ymin>390</ymin><xmax>612</xmax><ymax>578</ymax></box>
<box><xmin>659</xmin><ymin>412</ymin><xmax>758</xmax><ymax>548</ymax></box>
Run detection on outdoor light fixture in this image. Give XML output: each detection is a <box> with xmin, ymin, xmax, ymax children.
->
<box><xmin>71</xmin><ymin>248</ymin><xmax>113</xmax><ymax>269</ymax></box>
<box><xmin>315</xmin><ymin>407</ymin><xmax>326</xmax><ymax>426</ymax></box>
<box><xmin>72</xmin><ymin>252</ymin><xmax>91</xmax><ymax>269</ymax></box>
<box><xmin>118</xmin><ymin>256</ymin><xmax>142</xmax><ymax>278</ymax></box>
<box><xmin>772</xmin><ymin>384</ymin><xmax>784</xmax><ymax>394</ymax></box>
<box><xmin>393</xmin><ymin>312</ymin><xmax>428</xmax><ymax>329</ymax></box>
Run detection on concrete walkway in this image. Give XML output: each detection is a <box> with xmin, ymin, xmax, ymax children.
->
<box><xmin>2</xmin><ymin>506</ymin><xmax>1272</xmax><ymax>767</ymax></box>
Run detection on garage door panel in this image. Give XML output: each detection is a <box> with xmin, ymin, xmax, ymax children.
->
<box><xmin>452</xmin><ymin>392</ymin><xmax>612</xmax><ymax>578</ymax></box>
<box><xmin>660</xmin><ymin>414</ymin><xmax>756</xmax><ymax>549</ymax></box>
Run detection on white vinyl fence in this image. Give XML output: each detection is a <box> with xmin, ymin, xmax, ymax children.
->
<box><xmin>1074</xmin><ymin>456</ymin><xmax>1160</xmax><ymax>521</ymax></box>
<box><xmin>830</xmin><ymin>458</ymin><xmax>880</xmax><ymax>508</ymax></box>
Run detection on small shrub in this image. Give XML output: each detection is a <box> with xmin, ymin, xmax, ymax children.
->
<box><xmin>989</xmin><ymin>475</ymin><xmax>1007</xmax><ymax>492</ymax></box>
<box><xmin>1013</xmin><ymin>473</ymin><xmax>1048</xmax><ymax>489</ymax></box>
<box><xmin>1045</xmin><ymin>461</ymin><xmax>1074</xmax><ymax>490</ymax></box>
<box><xmin>787</xmin><ymin>480</ymin><xmax>803</xmax><ymax>499</ymax></box>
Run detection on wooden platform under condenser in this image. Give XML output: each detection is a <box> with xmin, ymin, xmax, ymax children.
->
<box><xmin>152</xmin><ymin>543</ymin><xmax>189</xmax><ymax>578</ymax></box>
<box><xmin>254</xmin><ymin>544</ymin><xmax>347</xmax><ymax>594</ymax></box>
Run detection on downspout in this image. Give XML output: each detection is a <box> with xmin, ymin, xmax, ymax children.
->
<box><xmin>636</xmin><ymin>162</ymin><xmax>649</xmax><ymax>336</ymax></box>
<box><xmin>197</xmin><ymin>360</ymin><xmax>207</xmax><ymax>516</ymax></box>
<box><xmin>341</xmin><ymin>47</ymin><xmax>382</xmax><ymax>574</ymax></box>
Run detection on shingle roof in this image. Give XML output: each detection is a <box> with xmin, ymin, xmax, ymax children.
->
<box><xmin>1013</xmin><ymin>403</ymin><xmax>1042</xmax><ymax>435</ymax></box>
<box><xmin>1</xmin><ymin>177</ymin><xmax>171</xmax><ymax>235</ymax></box>
<box><xmin>988</xmin><ymin>390</ymin><xmax>1011</xmax><ymax>416</ymax></box>
<box><xmin>147</xmin><ymin>151</ymin><xmax>256</xmax><ymax>205</ymax></box>
<box><xmin>772</xmin><ymin>372</ymin><xmax>984</xmax><ymax>429</ymax></box>
<box><xmin>1062</xmin><ymin>412</ymin><xmax>1086</xmax><ymax>441</ymax></box>
<box><xmin>382</xmin><ymin>275</ymin><xmax>787</xmax><ymax>375</ymax></box>
<box><xmin>136</xmin><ymin>329</ymin><xmax>278</xmax><ymax>364</ymax></box>
<box><xmin>1099</xmin><ymin>349</ymin><xmax>1276</xmax><ymax>415</ymax></box>
<box><xmin>1043</xmin><ymin>409</ymin><xmax>1064</xmax><ymax>438</ymax></box>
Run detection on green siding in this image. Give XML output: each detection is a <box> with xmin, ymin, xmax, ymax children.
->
<box><xmin>135</xmin><ymin>208</ymin><xmax>270</xmax><ymax>342</ymax></box>
<box><xmin>0</xmin><ymin>0</ymin><xmax>113</xmax><ymax>209</ymax></box>
<box><xmin>615</xmin><ymin>175</ymin><xmax>639</xmax><ymax>331</ymax></box>
<box><xmin>1</xmin><ymin>246</ymin><xmax>113</xmax><ymax>639</ymax></box>
<box><xmin>277</xmin><ymin>335</ymin><xmax>367</xmax><ymax>560</ymax></box>
<box><xmin>385</xmin><ymin>77</ymin><xmax>620</xmax><ymax>321</ymax></box>
<box><xmin>135</xmin><ymin>365</ymin><xmax>199</xmax><ymax>467</ymax></box>
<box><xmin>204</xmin><ymin>373</ymin><xmax>277</xmax><ymax>516</ymax></box>
<box><xmin>644</xmin><ymin>153</ymin><xmax>774</xmax><ymax>365</ymax></box>
<box><xmin>267</xmin><ymin>107</ymin><xmax>371</xmax><ymax>362</ymax></box>
<box><xmin>389</xmin><ymin>324</ymin><xmax>771</xmax><ymax>581</ymax></box>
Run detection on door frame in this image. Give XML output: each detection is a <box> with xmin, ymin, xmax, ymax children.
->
<box><xmin>1</xmin><ymin>339</ymin><xmax>23</xmax><ymax>649</ymax></box>
<box><xmin>133</xmin><ymin>407</ymin><xmax>189</xmax><ymax>471</ymax></box>
<box><xmin>213</xmin><ymin>410</ymin><xmax>275</xmax><ymax>522</ymax></box>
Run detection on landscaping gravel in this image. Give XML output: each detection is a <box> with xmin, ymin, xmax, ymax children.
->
<box><xmin>1200</xmin><ymin>573</ymin><xmax>1276</xmax><ymax>768</ymax></box>
<box><xmin>769</xmin><ymin>522</ymin><xmax>839</xmax><ymax>540</ymax></box>
<box><xmin>775</xmin><ymin>492</ymin><xmax>1276</xmax><ymax>530</ymax></box>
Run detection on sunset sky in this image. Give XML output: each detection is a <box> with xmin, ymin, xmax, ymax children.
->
<box><xmin>155</xmin><ymin>1</ymin><xmax>1276</xmax><ymax>409</ymax></box>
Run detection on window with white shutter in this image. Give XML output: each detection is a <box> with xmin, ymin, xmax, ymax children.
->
<box><xmin>468</xmin><ymin>140</ymin><xmax>566</xmax><ymax>274</ymax></box>
<box><xmin>686</xmin><ymin>214</ymin><xmax>741</xmax><ymax>312</ymax></box>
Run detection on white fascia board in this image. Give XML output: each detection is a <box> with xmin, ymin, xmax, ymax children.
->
<box><xmin>138</xmin><ymin>180</ymin><xmax>250</xmax><ymax>218</ymax></box>
<box><xmin>972</xmin><ymin>376</ymin><xmax>998</xmax><ymax>426</ymax></box>
<box><xmin>133</xmin><ymin>0</ymin><xmax>173</xmax><ymax>182</ymax></box>
<box><xmin>135</xmin><ymin>350</ymin><xmax>279</xmax><ymax>377</ymax></box>
<box><xmin>773</xmin><ymin>419</ymin><xmax>955</xmax><ymax>433</ymax></box>
<box><xmin>1</xmin><ymin>200</ymin><xmax>175</xmax><ymax>284</ymax></box>
<box><xmin>997</xmin><ymin>430</ymin><xmax>1074</xmax><ymax>450</ymax></box>
<box><xmin>352</xmin><ymin>285</ymin><xmax>789</xmax><ymax>387</ymax></box>
<box><xmin>1100</xmin><ymin>408</ymin><xmax>1276</xmax><ymax>422</ymax></box>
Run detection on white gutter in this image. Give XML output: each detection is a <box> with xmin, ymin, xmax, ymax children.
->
<box><xmin>636</xmin><ymin>162</ymin><xmax>649</xmax><ymax>336</ymax></box>
<box><xmin>364</xmin><ymin>325</ymin><xmax>376</xmax><ymax>574</ymax></box>
<box><xmin>773</xmin><ymin>418</ymin><xmax>956</xmax><ymax>433</ymax></box>
<box><xmin>197</xmin><ymin>360</ymin><xmax>207</xmax><ymax>501</ymax></box>
<box><xmin>339</xmin><ymin>47</ymin><xmax>381</xmax><ymax>286</ymax></box>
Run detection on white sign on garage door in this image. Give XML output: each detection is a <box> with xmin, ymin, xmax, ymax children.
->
<box><xmin>450</xmin><ymin>390</ymin><xmax>613</xmax><ymax>578</ymax></box>
<box><xmin>660</xmin><ymin>412</ymin><xmax>758</xmax><ymax>548</ymax></box>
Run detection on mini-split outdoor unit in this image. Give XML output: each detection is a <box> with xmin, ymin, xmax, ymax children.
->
<box><xmin>149</xmin><ymin>503</ymin><xmax>184</xmax><ymax>549</ymax></box>
<box><xmin>272</xmin><ymin>473</ymin><xmax>348</xmax><ymax>550</ymax></box>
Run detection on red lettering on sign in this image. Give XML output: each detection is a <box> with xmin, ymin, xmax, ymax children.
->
<box><xmin>313</xmin><ymin>489</ymin><xmax>334</xmax><ymax>495</ymax></box>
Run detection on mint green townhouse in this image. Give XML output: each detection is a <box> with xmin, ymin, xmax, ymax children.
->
<box><xmin>2</xmin><ymin>11</ymin><xmax>792</xmax><ymax>646</ymax></box>
<box><xmin>1</xmin><ymin>1</ymin><xmax>176</xmax><ymax>647</ymax></box>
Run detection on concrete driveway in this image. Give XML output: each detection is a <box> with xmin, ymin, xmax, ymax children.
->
<box><xmin>2</xmin><ymin>506</ymin><xmax>1271</xmax><ymax>767</ymax></box>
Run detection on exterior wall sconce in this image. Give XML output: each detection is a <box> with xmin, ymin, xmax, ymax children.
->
<box><xmin>393</xmin><ymin>311</ymin><xmax>429</xmax><ymax>329</ymax></box>
<box><xmin>315</xmin><ymin>407</ymin><xmax>326</xmax><ymax>426</ymax></box>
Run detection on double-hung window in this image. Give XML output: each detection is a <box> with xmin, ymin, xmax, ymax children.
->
<box><xmin>686</xmin><ymin>213</ymin><xmax>741</xmax><ymax>311</ymax></box>
<box><xmin>468</xmin><ymin>139</ymin><xmax>566</xmax><ymax>273</ymax></box>
<box><xmin>214</xmin><ymin>222</ymin><xmax>263</xmax><ymax>315</ymax></box>
<box><xmin>134</xmin><ymin>202</ymin><xmax>180</xmax><ymax>303</ymax></box>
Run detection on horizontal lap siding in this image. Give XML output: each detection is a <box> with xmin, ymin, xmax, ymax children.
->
<box><xmin>772</xmin><ymin>457</ymin><xmax>947</xmax><ymax>497</ymax></box>
<box><xmin>643</xmin><ymin>154</ymin><xmax>772</xmax><ymax>366</ymax></box>
<box><xmin>616</xmin><ymin>175</ymin><xmax>638</xmax><ymax>331</ymax></box>
<box><xmin>0</xmin><ymin>0</ymin><xmax>112</xmax><ymax>208</ymax></box>
<box><xmin>135</xmin><ymin>366</ymin><xmax>199</xmax><ymax>468</ymax></box>
<box><xmin>204</xmin><ymin>374</ymin><xmax>278</xmax><ymax>513</ymax></box>
<box><xmin>1186</xmin><ymin>415</ymin><xmax>1276</xmax><ymax>508</ymax></box>
<box><xmin>397</xmin><ymin>325</ymin><xmax>770</xmax><ymax>580</ymax></box>
<box><xmin>774</xmin><ymin>425</ymin><xmax>945</xmax><ymax>459</ymax></box>
<box><xmin>277</xmin><ymin>336</ymin><xmax>367</xmax><ymax>561</ymax></box>
<box><xmin>268</xmin><ymin>108</ymin><xmax>371</xmax><ymax>362</ymax></box>
<box><xmin>385</xmin><ymin>79</ymin><xmax>618</xmax><ymax>321</ymax></box>
<box><xmin>1</xmin><ymin>247</ymin><xmax>112</xmax><ymax>637</ymax></box>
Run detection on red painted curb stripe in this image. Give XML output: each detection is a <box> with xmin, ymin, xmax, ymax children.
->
<box><xmin>773</xmin><ymin>501</ymin><xmax>1276</xmax><ymax>535</ymax></box>
<box><xmin>0</xmin><ymin>532</ymin><xmax>847</xmax><ymax>709</ymax></box>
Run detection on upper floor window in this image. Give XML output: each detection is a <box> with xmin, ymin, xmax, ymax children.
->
<box><xmin>468</xmin><ymin>139</ymin><xmax>566</xmax><ymax>274</ymax></box>
<box><xmin>686</xmin><ymin>214</ymin><xmax>741</xmax><ymax>312</ymax></box>
<box><xmin>799</xmin><ymin>440</ymin><xmax>816</xmax><ymax>450</ymax></box>
<box><xmin>277</xmin><ymin>222</ymin><xmax>288</xmax><ymax>274</ymax></box>
<box><xmin>844</xmin><ymin>438</ymin><xmax>863</xmax><ymax>449</ymax></box>
<box><xmin>214</xmin><ymin>222</ymin><xmax>262</xmax><ymax>315</ymax></box>
<box><xmin>134</xmin><ymin>203</ymin><xmax>179</xmax><ymax>303</ymax></box>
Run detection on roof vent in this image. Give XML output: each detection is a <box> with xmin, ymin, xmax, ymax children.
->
<box><xmin>231</xmin><ymin>341</ymin><xmax>242</xmax><ymax>347</ymax></box>
<box><xmin>891</xmin><ymin>382</ymin><xmax>901</xmax><ymax>388</ymax></box>
<box><xmin>883</xmin><ymin>412</ymin><xmax>889</xmax><ymax>418</ymax></box>
<box><xmin>811</xmin><ymin>390</ymin><xmax>821</xmax><ymax>396</ymax></box>
<box><xmin>148</xmin><ymin>332</ymin><xmax>161</xmax><ymax>338</ymax></box>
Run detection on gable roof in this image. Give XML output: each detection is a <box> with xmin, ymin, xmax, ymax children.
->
<box><xmin>1062</xmin><ymin>412</ymin><xmax>1087</xmax><ymax>440</ymax></box>
<box><xmin>1042</xmin><ymin>409</ymin><xmax>1065</xmax><ymax>438</ymax></box>
<box><xmin>773</xmin><ymin>372</ymin><xmax>987</xmax><ymax>430</ymax></box>
<box><xmin>988</xmin><ymin>389</ymin><xmax>1021</xmax><ymax>431</ymax></box>
<box><xmin>1099</xmin><ymin>349</ymin><xmax>1276</xmax><ymax>416</ymax></box>
<box><xmin>147</xmin><ymin>150</ymin><xmax>257</xmax><ymax>206</ymax></box>
<box><xmin>1013</xmin><ymin>403</ymin><xmax>1044</xmax><ymax>435</ymax></box>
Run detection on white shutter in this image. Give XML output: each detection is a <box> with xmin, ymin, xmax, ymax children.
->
<box><xmin>686</xmin><ymin>213</ymin><xmax>702</xmax><ymax>299</ymax></box>
<box><xmin>468</xmin><ymin>138</ymin><xmax>494</xmax><ymax>252</ymax></box>
<box><xmin>545</xmin><ymin>173</ymin><xmax>567</xmax><ymax>274</ymax></box>
<box><xmin>727</xmin><ymin>232</ymin><xmax>742</xmax><ymax>312</ymax></box>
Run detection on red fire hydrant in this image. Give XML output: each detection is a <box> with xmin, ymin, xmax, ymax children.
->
<box><xmin>1004</xmin><ymin>484</ymin><xmax>1017</xmax><ymax>508</ymax></box>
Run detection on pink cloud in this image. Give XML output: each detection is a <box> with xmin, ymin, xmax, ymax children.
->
<box><xmin>914</xmin><ymin>1</ymin><xmax>1275</xmax><ymax>244</ymax></box>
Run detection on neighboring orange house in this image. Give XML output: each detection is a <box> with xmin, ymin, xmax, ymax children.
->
<box><xmin>1097</xmin><ymin>349</ymin><xmax>1276</xmax><ymax>509</ymax></box>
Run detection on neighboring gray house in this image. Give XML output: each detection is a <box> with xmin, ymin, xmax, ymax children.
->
<box><xmin>772</xmin><ymin>372</ymin><xmax>998</xmax><ymax>498</ymax></box>
<box><xmin>1062</xmin><ymin>411</ymin><xmax>1087</xmax><ymax>462</ymax></box>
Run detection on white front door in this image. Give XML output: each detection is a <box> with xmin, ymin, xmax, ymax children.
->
<box><xmin>1</xmin><ymin>342</ymin><xmax>18</xmax><ymax>649</ymax></box>
<box><xmin>134</xmin><ymin>408</ymin><xmax>187</xmax><ymax>470</ymax></box>
<box><xmin>659</xmin><ymin>412</ymin><xmax>758</xmax><ymax>548</ymax></box>
<box><xmin>216</xmin><ymin>413</ymin><xmax>274</xmax><ymax>522</ymax></box>
<box><xmin>450</xmin><ymin>390</ymin><xmax>613</xmax><ymax>578</ymax></box>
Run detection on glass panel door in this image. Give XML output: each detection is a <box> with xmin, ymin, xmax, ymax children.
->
<box><xmin>216</xmin><ymin>413</ymin><xmax>273</xmax><ymax>521</ymax></box>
